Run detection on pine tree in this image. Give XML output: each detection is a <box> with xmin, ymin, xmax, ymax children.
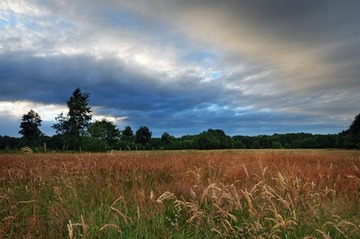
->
<box><xmin>53</xmin><ymin>88</ymin><xmax>92</xmax><ymax>149</ymax></box>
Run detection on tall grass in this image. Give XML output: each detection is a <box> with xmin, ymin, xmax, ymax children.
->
<box><xmin>0</xmin><ymin>150</ymin><xmax>359</xmax><ymax>238</ymax></box>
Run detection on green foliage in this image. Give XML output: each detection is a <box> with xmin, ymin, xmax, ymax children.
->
<box><xmin>81</xmin><ymin>136</ymin><xmax>109</xmax><ymax>152</ymax></box>
<box><xmin>251</xmin><ymin>140</ymin><xmax>261</xmax><ymax>149</ymax></box>
<box><xmin>160</xmin><ymin>132</ymin><xmax>175</xmax><ymax>149</ymax></box>
<box><xmin>122</xmin><ymin>126</ymin><xmax>134</xmax><ymax>142</ymax></box>
<box><xmin>349</xmin><ymin>113</ymin><xmax>360</xmax><ymax>135</ymax></box>
<box><xmin>344</xmin><ymin>134</ymin><xmax>360</xmax><ymax>149</ymax></box>
<box><xmin>88</xmin><ymin>119</ymin><xmax>120</xmax><ymax>149</ymax></box>
<box><xmin>52</xmin><ymin>112</ymin><xmax>68</xmax><ymax>135</ymax></box>
<box><xmin>344</xmin><ymin>113</ymin><xmax>360</xmax><ymax>149</ymax></box>
<box><xmin>135</xmin><ymin>126</ymin><xmax>152</xmax><ymax>146</ymax></box>
<box><xmin>271</xmin><ymin>141</ymin><xmax>283</xmax><ymax>149</ymax></box>
<box><xmin>0</xmin><ymin>135</ymin><xmax>21</xmax><ymax>150</ymax></box>
<box><xmin>5</xmin><ymin>110</ymin><xmax>360</xmax><ymax>151</ymax></box>
<box><xmin>18</xmin><ymin>109</ymin><xmax>43</xmax><ymax>146</ymax></box>
<box><xmin>233</xmin><ymin>139</ymin><xmax>246</xmax><ymax>149</ymax></box>
<box><xmin>67</xmin><ymin>88</ymin><xmax>92</xmax><ymax>136</ymax></box>
<box><xmin>116</xmin><ymin>140</ymin><xmax>137</xmax><ymax>151</ymax></box>
<box><xmin>195</xmin><ymin>129</ymin><xmax>233</xmax><ymax>149</ymax></box>
<box><xmin>52</xmin><ymin>88</ymin><xmax>92</xmax><ymax>150</ymax></box>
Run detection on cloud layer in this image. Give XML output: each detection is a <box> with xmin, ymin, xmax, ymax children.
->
<box><xmin>1</xmin><ymin>0</ymin><xmax>359</xmax><ymax>136</ymax></box>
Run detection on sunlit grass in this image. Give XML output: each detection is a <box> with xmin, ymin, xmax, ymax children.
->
<box><xmin>1</xmin><ymin>150</ymin><xmax>359</xmax><ymax>238</ymax></box>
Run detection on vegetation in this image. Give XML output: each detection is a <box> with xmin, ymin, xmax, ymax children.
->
<box><xmin>0</xmin><ymin>88</ymin><xmax>359</xmax><ymax>152</ymax></box>
<box><xmin>135</xmin><ymin>126</ymin><xmax>152</xmax><ymax>147</ymax></box>
<box><xmin>345</xmin><ymin>112</ymin><xmax>360</xmax><ymax>149</ymax></box>
<box><xmin>85</xmin><ymin>119</ymin><xmax>121</xmax><ymax>151</ymax></box>
<box><xmin>1</xmin><ymin>129</ymin><xmax>359</xmax><ymax>152</ymax></box>
<box><xmin>18</xmin><ymin>109</ymin><xmax>43</xmax><ymax>147</ymax></box>
<box><xmin>1</xmin><ymin>150</ymin><xmax>359</xmax><ymax>238</ymax></box>
<box><xmin>52</xmin><ymin>88</ymin><xmax>92</xmax><ymax>150</ymax></box>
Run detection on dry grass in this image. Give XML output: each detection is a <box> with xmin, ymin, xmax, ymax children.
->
<box><xmin>0</xmin><ymin>149</ymin><xmax>360</xmax><ymax>238</ymax></box>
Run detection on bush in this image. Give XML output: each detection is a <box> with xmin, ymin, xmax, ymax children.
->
<box><xmin>251</xmin><ymin>140</ymin><xmax>261</xmax><ymax>149</ymax></box>
<box><xmin>271</xmin><ymin>141</ymin><xmax>283</xmax><ymax>149</ymax></box>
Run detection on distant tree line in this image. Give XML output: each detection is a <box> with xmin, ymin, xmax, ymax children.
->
<box><xmin>1</xmin><ymin>88</ymin><xmax>359</xmax><ymax>152</ymax></box>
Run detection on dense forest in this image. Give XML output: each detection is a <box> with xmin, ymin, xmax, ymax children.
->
<box><xmin>1</xmin><ymin>88</ymin><xmax>359</xmax><ymax>152</ymax></box>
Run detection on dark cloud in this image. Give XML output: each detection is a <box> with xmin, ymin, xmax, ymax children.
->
<box><xmin>0</xmin><ymin>0</ymin><xmax>359</xmax><ymax>137</ymax></box>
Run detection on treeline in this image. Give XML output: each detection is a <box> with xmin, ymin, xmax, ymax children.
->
<box><xmin>1</xmin><ymin>88</ymin><xmax>359</xmax><ymax>152</ymax></box>
<box><xmin>0</xmin><ymin>128</ymin><xmax>358</xmax><ymax>152</ymax></box>
<box><xmin>139</xmin><ymin>130</ymin><xmax>352</xmax><ymax>150</ymax></box>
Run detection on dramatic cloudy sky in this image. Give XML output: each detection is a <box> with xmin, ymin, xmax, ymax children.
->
<box><xmin>1</xmin><ymin>0</ymin><xmax>359</xmax><ymax>137</ymax></box>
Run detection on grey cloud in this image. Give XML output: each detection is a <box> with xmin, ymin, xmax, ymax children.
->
<box><xmin>157</xmin><ymin>0</ymin><xmax>360</xmax><ymax>90</ymax></box>
<box><xmin>0</xmin><ymin>49</ymin><xmax>227</xmax><ymax>126</ymax></box>
<box><xmin>0</xmin><ymin>0</ymin><xmax>359</xmax><ymax>137</ymax></box>
<box><xmin>0</xmin><ymin>52</ymin><xmax>95</xmax><ymax>103</ymax></box>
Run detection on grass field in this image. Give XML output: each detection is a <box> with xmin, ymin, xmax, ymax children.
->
<box><xmin>1</xmin><ymin>149</ymin><xmax>360</xmax><ymax>238</ymax></box>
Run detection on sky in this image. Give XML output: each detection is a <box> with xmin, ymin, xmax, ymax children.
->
<box><xmin>1</xmin><ymin>0</ymin><xmax>360</xmax><ymax>137</ymax></box>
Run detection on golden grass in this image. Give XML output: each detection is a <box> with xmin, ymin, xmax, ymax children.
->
<box><xmin>0</xmin><ymin>149</ymin><xmax>360</xmax><ymax>238</ymax></box>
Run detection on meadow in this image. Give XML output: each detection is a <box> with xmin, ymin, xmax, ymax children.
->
<box><xmin>0</xmin><ymin>149</ymin><xmax>359</xmax><ymax>238</ymax></box>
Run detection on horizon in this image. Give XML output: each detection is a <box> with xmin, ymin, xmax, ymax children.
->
<box><xmin>1</xmin><ymin>1</ymin><xmax>359</xmax><ymax>138</ymax></box>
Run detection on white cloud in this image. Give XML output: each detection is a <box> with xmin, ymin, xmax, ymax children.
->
<box><xmin>0</xmin><ymin>0</ymin><xmax>359</xmax><ymax>136</ymax></box>
<box><xmin>2</xmin><ymin>0</ymin><xmax>49</xmax><ymax>16</ymax></box>
<box><xmin>0</xmin><ymin>101</ymin><xmax>66</xmax><ymax>121</ymax></box>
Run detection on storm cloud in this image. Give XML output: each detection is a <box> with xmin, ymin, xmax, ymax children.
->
<box><xmin>1</xmin><ymin>0</ymin><xmax>359</xmax><ymax>136</ymax></box>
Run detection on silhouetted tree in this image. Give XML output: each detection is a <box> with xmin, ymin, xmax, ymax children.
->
<box><xmin>135</xmin><ymin>126</ymin><xmax>152</xmax><ymax>146</ymax></box>
<box><xmin>122</xmin><ymin>126</ymin><xmax>134</xmax><ymax>142</ymax></box>
<box><xmin>52</xmin><ymin>88</ymin><xmax>92</xmax><ymax>149</ymax></box>
<box><xmin>19</xmin><ymin>109</ymin><xmax>43</xmax><ymax>145</ymax></box>
<box><xmin>349</xmin><ymin>113</ymin><xmax>360</xmax><ymax>135</ymax></box>
<box><xmin>196</xmin><ymin>129</ymin><xmax>233</xmax><ymax>149</ymax></box>
<box><xmin>0</xmin><ymin>135</ymin><xmax>21</xmax><ymax>150</ymax></box>
<box><xmin>161</xmin><ymin>132</ymin><xmax>175</xmax><ymax>149</ymax></box>
<box><xmin>345</xmin><ymin>113</ymin><xmax>360</xmax><ymax>149</ymax></box>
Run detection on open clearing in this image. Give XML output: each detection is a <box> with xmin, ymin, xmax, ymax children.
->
<box><xmin>1</xmin><ymin>149</ymin><xmax>360</xmax><ymax>238</ymax></box>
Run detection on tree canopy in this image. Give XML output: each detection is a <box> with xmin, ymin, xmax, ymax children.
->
<box><xmin>349</xmin><ymin>113</ymin><xmax>360</xmax><ymax>135</ymax></box>
<box><xmin>135</xmin><ymin>126</ymin><xmax>152</xmax><ymax>146</ymax></box>
<box><xmin>122</xmin><ymin>126</ymin><xmax>134</xmax><ymax>142</ymax></box>
<box><xmin>88</xmin><ymin>119</ymin><xmax>120</xmax><ymax>147</ymax></box>
<box><xmin>19</xmin><ymin>109</ymin><xmax>43</xmax><ymax>143</ymax></box>
<box><xmin>344</xmin><ymin>113</ymin><xmax>360</xmax><ymax>149</ymax></box>
<box><xmin>195</xmin><ymin>129</ymin><xmax>233</xmax><ymax>149</ymax></box>
<box><xmin>52</xmin><ymin>88</ymin><xmax>92</xmax><ymax>149</ymax></box>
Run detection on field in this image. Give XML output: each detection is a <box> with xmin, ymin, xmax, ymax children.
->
<box><xmin>1</xmin><ymin>150</ymin><xmax>360</xmax><ymax>238</ymax></box>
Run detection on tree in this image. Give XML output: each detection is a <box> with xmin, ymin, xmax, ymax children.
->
<box><xmin>88</xmin><ymin>119</ymin><xmax>120</xmax><ymax>148</ymax></box>
<box><xmin>349</xmin><ymin>113</ymin><xmax>360</xmax><ymax>135</ymax></box>
<box><xmin>66</xmin><ymin>88</ymin><xmax>92</xmax><ymax>136</ymax></box>
<box><xmin>52</xmin><ymin>88</ymin><xmax>92</xmax><ymax>149</ymax></box>
<box><xmin>196</xmin><ymin>129</ymin><xmax>233</xmax><ymax>149</ymax></box>
<box><xmin>0</xmin><ymin>135</ymin><xmax>21</xmax><ymax>150</ymax></box>
<box><xmin>135</xmin><ymin>126</ymin><xmax>152</xmax><ymax>146</ymax></box>
<box><xmin>19</xmin><ymin>110</ymin><xmax>43</xmax><ymax>144</ymax></box>
<box><xmin>53</xmin><ymin>112</ymin><xmax>69</xmax><ymax>135</ymax></box>
<box><xmin>271</xmin><ymin>141</ymin><xmax>283</xmax><ymax>149</ymax></box>
<box><xmin>122</xmin><ymin>126</ymin><xmax>134</xmax><ymax>142</ymax></box>
<box><xmin>161</xmin><ymin>132</ymin><xmax>175</xmax><ymax>149</ymax></box>
<box><xmin>251</xmin><ymin>140</ymin><xmax>261</xmax><ymax>149</ymax></box>
<box><xmin>345</xmin><ymin>113</ymin><xmax>360</xmax><ymax>149</ymax></box>
<box><xmin>233</xmin><ymin>139</ymin><xmax>245</xmax><ymax>149</ymax></box>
